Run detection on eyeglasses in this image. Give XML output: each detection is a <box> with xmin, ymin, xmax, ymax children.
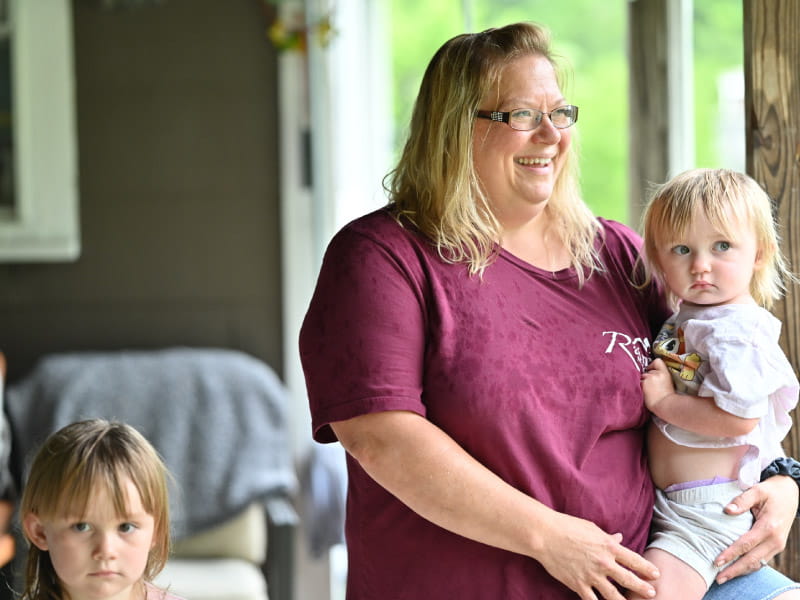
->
<box><xmin>475</xmin><ymin>105</ymin><xmax>579</xmax><ymax>131</ymax></box>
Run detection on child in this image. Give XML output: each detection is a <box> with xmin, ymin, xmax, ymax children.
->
<box><xmin>629</xmin><ymin>168</ymin><xmax>799</xmax><ymax>600</ymax></box>
<box><xmin>19</xmin><ymin>418</ymin><xmax>185</xmax><ymax>600</ymax></box>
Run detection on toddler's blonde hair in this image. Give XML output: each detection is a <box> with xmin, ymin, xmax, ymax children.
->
<box><xmin>641</xmin><ymin>168</ymin><xmax>792</xmax><ymax>310</ymax></box>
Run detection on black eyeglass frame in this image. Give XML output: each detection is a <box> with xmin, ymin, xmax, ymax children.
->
<box><xmin>475</xmin><ymin>105</ymin><xmax>579</xmax><ymax>131</ymax></box>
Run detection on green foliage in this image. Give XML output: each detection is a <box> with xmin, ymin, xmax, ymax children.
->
<box><xmin>388</xmin><ymin>0</ymin><xmax>743</xmax><ymax>225</ymax></box>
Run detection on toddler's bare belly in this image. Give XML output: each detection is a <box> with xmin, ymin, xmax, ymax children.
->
<box><xmin>647</xmin><ymin>422</ymin><xmax>748</xmax><ymax>490</ymax></box>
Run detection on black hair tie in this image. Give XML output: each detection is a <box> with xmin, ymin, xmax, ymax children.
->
<box><xmin>760</xmin><ymin>457</ymin><xmax>800</xmax><ymax>518</ymax></box>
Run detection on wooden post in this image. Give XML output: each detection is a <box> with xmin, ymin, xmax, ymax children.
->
<box><xmin>627</xmin><ymin>0</ymin><xmax>670</xmax><ymax>228</ymax></box>
<box><xmin>743</xmin><ymin>0</ymin><xmax>800</xmax><ymax>579</ymax></box>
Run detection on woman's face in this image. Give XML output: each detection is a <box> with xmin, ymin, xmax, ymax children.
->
<box><xmin>472</xmin><ymin>54</ymin><xmax>573</xmax><ymax>228</ymax></box>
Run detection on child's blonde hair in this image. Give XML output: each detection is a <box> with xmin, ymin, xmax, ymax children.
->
<box><xmin>640</xmin><ymin>167</ymin><xmax>792</xmax><ymax>310</ymax></box>
<box><xmin>20</xmin><ymin>419</ymin><xmax>171</xmax><ymax>600</ymax></box>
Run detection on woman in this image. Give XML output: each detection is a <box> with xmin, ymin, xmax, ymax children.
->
<box><xmin>299</xmin><ymin>22</ymin><xmax>799</xmax><ymax>600</ymax></box>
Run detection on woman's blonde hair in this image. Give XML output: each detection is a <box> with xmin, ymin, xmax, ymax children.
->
<box><xmin>384</xmin><ymin>22</ymin><xmax>601</xmax><ymax>281</ymax></box>
<box><xmin>20</xmin><ymin>419</ymin><xmax>171</xmax><ymax>600</ymax></box>
<box><xmin>640</xmin><ymin>167</ymin><xmax>792</xmax><ymax>310</ymax></box>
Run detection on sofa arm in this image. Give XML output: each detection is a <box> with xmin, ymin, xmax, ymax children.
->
<box><xmin>172</xmin><ymin>502</ymin><xmax>267</xmax><ymax>565</ymax></box>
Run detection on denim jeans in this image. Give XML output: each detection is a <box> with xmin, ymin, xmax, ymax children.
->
<box><xmin>705</xmin><ymin>567</ymin><xmax>799</xmax><ymax>600</ymax></box>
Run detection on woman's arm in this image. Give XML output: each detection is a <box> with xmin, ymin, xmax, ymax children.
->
<box><xmin>332</xmin><ymin>409</ymin><xmax>659</xmax><ymax>600</ymax></box>
<box><xmin>713</xmin><ymin>474</ymin><xmax>799</xmax><ymax>584</ymax></box>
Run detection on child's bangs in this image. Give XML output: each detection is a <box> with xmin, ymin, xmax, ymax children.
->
<box><xmin>703</xmin><ymin>187</ymin><xmax>754</xmax><ymax>241</ymax></box>
<box><xmin>55</xmin><ymin>462</ymin><xmax>137</xmax><ymax>520</ymax></box>
<box><xmin>649</xmin><ymin>197</ymin><xmax>693</xmax><ymax>245</ymax></box>
<box><xmin>656</xmin><ymin>183</ymin><xmax>748</xmax><ymax>245</ymax></box>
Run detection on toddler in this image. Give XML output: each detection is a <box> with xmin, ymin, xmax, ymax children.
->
<box><xmin>631</xmin><ymin>168</ymin><xmax>799</xmax><ymax>599</ymax></box>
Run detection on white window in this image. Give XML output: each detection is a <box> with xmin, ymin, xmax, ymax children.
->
<box><xmin>0</xmin><ymin>0</ymin><xmax>79</xmax><ymax>261</ymax></box>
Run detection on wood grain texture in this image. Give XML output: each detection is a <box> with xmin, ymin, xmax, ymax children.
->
<box><xmin>744</xmin><ymin>0</ymin><xmax>800</xmax><ymax>579</ymax></box>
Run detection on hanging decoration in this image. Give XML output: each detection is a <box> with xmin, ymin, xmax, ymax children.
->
<box><xmin>261</xmin><ymin>0</ymin><xmax>336</xmax><ymax>53</ymax></box>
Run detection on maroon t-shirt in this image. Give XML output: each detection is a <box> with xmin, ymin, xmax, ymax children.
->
<box><xmin>300</xmin><ymin>209</ymin><xmax>667</xmax><ymax>599</ymax></box>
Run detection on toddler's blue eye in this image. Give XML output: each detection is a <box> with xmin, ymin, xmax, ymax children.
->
<box><xmin>671</xmin><ymin>245</ymin><xmax>690</xmax><ymax>255</ymax></box>
<box><xmin>714</xmin><ymin>241</ymin><xmax>731</xmax><ymax>251</ymax></box>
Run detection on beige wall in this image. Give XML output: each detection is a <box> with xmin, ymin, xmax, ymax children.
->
<box><xmin>0</xmin><ymin>0</ymin><xmax>283</xmax><ymax>382</ymax></box>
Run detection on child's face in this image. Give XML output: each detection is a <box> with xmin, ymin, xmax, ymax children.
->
<box><xmin>655</xmin><ymin>207</ymin><xmax>763</xmax><ymax>307</ymax></box>
<box><xmin>24</xmin><ymin>477</ymin><xmax>155</xmax><ymax>600</ymax></box>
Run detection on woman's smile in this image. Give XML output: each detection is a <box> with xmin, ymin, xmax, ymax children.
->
<box><xmin>515</xmin><ymin>156</ymin><xmax>553</xmax><ymax>167</ymax></box>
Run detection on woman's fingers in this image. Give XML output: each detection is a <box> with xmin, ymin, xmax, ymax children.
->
<box><xmin>538</xmin><ymin>520</ymin><xmax>657</xmax><ymax>599</ymax></box>
<box><xmin>714</xmin><ymin>477</ymin><xmax>796</xmax><ymax>583</ymax></box>
<box><xmin>613</xmin><ymin>543</ymin><xmax>658</xmax><ymax>599</ymax></box>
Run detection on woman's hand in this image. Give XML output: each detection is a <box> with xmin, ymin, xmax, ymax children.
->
<box><xmin>535</xmin><ymin>512</ymin><xmax>658</xmax><ymax>600</ymax></box>
<box><xmin>714</xmin><ymin>475</ymin><xmax>798</xmax><ymax>584</ymax></box>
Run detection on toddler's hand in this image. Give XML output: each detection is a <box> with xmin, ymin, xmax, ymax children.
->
<box><xmin>640</xmin><ymin>359</ymin><xmax>675</xmax><ymax>413</ymax></box>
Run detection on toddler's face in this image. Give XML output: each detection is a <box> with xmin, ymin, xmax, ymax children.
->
<box><xmin>655</xmin><ymin>208</ymin><xmax>762</xmax><ymax>307</ymax></box>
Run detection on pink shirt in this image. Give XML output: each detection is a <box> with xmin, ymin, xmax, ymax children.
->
<box><xmin>300</xmin><ymin>209</ymin><xmax>667</xmax><ymax>599</ymax></box>
<box><xmin>146</xmin><ymin>582</ymin><xmax>185</xmax><ymax>600</ymax></box>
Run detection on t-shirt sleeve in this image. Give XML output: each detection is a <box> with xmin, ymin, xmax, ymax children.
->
<box><xmin>692</xmin><ymin>322</ymin><xmax>783</xmax><ymax>419</ymax></box>
<box><xmin>299</xmin><ymin>223</ymin><xmax>428</xmax><ymax>443</ymax></box>
<box><xmin>698</xmin><ymin>337</ymin><xmax>771</xmax><ymax>418</ymax></box>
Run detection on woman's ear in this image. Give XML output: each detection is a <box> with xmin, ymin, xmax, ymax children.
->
<box><xmin>22</xmin><ymin>513</ymin><xmax>49</xmax><ymax>551</ymax></box>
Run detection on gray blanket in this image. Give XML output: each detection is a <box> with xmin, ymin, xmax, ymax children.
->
<box><xmin>5</xmin><ymin>348</ymin><xmax>297</xmax><ymax>539</ymax></box>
